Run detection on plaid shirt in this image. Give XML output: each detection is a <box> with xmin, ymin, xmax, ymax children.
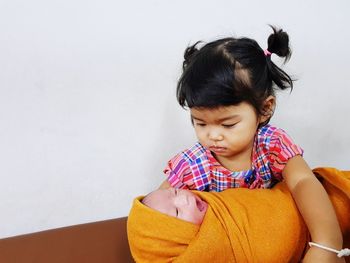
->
<box><xmin>164</xmin><ymin>124</ymin><xmax>303</xmax><ymax>191</ymax></box>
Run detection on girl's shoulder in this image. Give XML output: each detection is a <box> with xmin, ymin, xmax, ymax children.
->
<box><xmin>256</xmin><ymin>124</ymin><xmax>303</xmax><ymax>156</ymax></box>
<box><xmin>257</xmin><ymin>124</ymin><xmax>291</xmax><ymax>142</ymax></box>
<box><xmin>256</xmin><ymin>124</ymin><xmax>296</xmax><ymax>153</ymax></box>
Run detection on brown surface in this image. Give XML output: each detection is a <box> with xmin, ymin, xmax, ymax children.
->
<box><xmin>0</xmin><ymin>217</ymin><xmax>134</xmax><ymax>263</ymax></box>
<box><xmin>1</xmin><ymin>216</ymin><xmax>349</xmax><ymax>263</ymax></box>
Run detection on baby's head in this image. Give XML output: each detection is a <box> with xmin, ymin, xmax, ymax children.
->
<box><xmin>142</xmin><ymin>187</ymin><xmax>208</xmax><ymax>224</ymax></box>
<box><xmin>128</xmin><ymin>189</ymin><xmax>206</xmax><ymax>262</ymax></box>
<box><xmin>177</xmin><ymin>26</ymin><xmax>293</xmax><ymax>126</ymax></box>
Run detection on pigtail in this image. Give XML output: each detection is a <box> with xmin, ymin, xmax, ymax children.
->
<box><xmin>182</xmin><ymin>41</ymin><xmax>201</xmax><ymax>70</ymax></box>
<box><xmin>266</xmin><ymin>26</ymin><xmax>293</xmax><ymax>91</ymax></box>
<box><xmin>267</xmin><ymin>26</ymin><xmax>291</xmax><ymax>61</ymax></box>
<box><xmin>178</xmin><ymin>41</ymin><xmax>202</xmax><ymax>108</ymax></box>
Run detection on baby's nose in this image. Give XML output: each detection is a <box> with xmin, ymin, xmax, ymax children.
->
<box><xmin>174</xmin><ymin>194</ymin><xmax>188</xmax><ymax>206</ymax></box>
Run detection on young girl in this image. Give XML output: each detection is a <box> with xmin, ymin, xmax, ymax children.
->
<box><xmin>160</xmin><ymin>27</ymin><xmax>345</xmax><ymax>262</ymax></box>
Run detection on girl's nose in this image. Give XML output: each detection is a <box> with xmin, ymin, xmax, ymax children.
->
<box><xmin>208</xmin><ymin>129</ymin><xmax>223</xmax><ymax>141</ymax></box>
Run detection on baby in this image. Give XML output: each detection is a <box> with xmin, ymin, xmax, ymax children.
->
<box><xmin>142</xmin><ymin>187</ymin><xmax>207</xmax><ymax>224</ymax></box>
<box><xmin>128</xmin><ymin>168</ymin><xmax>350</xmax><ymax>262</ymax></box>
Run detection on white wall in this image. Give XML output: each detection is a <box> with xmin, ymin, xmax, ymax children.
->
<box><xmin>0</xmin><ymin>0</ymin><xmax>349</xmax><ymax>238</ymax></box>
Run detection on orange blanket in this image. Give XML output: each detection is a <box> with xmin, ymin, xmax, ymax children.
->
<box><xmin>127</xmin><ymin>167</ymin><xmax>350</xmax><ymax>262</ymax></box>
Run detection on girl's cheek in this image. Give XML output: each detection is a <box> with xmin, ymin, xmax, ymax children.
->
<box><xmin>197</xmin><ymin>135</ymin><xmax>207</xmax><ymax>144</ymax></box>
<box><xmin>195</xmin><ymin>129</ymin><xmax>204</xmax><ymax>138</ymax></box>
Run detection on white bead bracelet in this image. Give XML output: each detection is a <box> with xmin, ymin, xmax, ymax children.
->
<box><xmin>309</xmin><ymin>242</ymin><xmax>350</xmax><ymax>257</ymax></box>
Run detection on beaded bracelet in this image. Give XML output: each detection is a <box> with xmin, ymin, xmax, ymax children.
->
<box><xmin>309</xmin><ymin>242</ymin><xmax>350</xmax><ymax>257</ymax></box>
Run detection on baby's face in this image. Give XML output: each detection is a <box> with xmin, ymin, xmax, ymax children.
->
<box><xmin>142</xmin><ymin>188</ymin><xmax>208</xmax><ymax>224</ymax></box>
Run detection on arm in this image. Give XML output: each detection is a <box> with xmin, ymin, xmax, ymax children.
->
<box><xmin>283</xmin><ymin>156</ymin><xmax>344</xmax><ymax>263</ymax></box>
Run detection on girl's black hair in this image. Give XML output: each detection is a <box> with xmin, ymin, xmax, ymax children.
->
<box><xmin>176</xmin><ymin>26</ymin><xmax>293</xmax><ymax>122</ymax></box>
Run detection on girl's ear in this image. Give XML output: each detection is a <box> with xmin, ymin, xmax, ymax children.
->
<box><xmin>259</xmin><ymin>96</ymin><xmax>276</xmax><ymax>124</ymax></box>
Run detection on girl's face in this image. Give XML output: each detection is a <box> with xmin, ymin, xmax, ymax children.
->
<box><xmin>190</xmin><ymin>102</ymin><xmax>264</xmax><ymax>171</ymax></box>
<box><xmin>142</xmin><ymin>188</ymin><xmax>208</xmax><ymax>225</ymax></box>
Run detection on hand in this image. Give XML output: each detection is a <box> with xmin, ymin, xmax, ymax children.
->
<box><xmin>159</xmin><ymin>180</ymin><xmax>171</xmax><ymax>189</ymax></box>
<box><xmin>302</xmin><ymin>246</ymin><xmax>346</xmax><ymax>263</ymax></box>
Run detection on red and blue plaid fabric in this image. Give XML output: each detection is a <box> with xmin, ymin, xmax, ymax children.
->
<box><xmin>164</xmin><ymin>124</ymin><xmax>303</xmax><ymax>191</ymax></box>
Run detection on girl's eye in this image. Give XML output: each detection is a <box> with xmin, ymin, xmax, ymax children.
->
<box><xmin>222</xmin><ymin>124</ymin><xmax>236</xmax><ymax>128</ymax></box>
<box><xmin>175</xmin><ymin>208</ymin><xmax>179</xmax><ymax>217</ymax></box>
<box><xmin>196</xmin><ymin>123</ymin><xmax>206</xmax><ymax>127</ymax></box>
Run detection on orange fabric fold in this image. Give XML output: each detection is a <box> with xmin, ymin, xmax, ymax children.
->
<box><xmin>127</xmin><ymin>167</ymin><xmax>350</xmax><ymax>262</ymax></box>
<box><xmin>313</xmin><ymin>167</ymin><xmax>350</xmax><ymax>249</ymax></box>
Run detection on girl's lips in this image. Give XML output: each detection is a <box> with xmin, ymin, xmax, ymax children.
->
<box><xmin>209</xmin><ymin>146</ymin><xmax>226</xmax><ymax>153</ymax></box>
